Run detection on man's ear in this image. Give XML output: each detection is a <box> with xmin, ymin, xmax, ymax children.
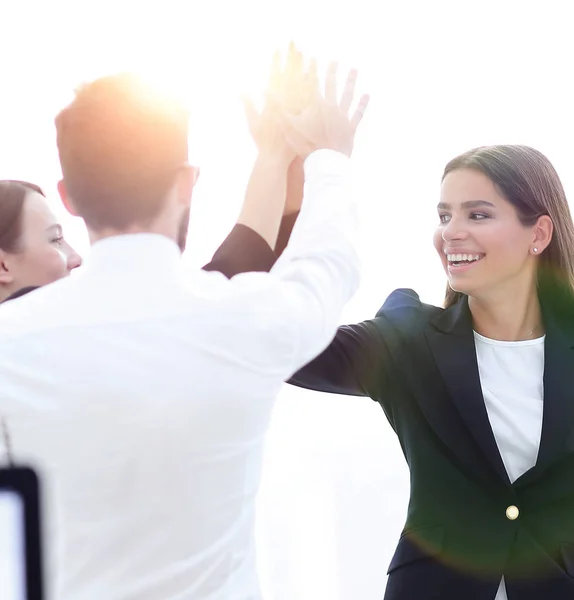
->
<box><xmin>0</xmin><ymin>251</ymin><xmax>15</xmax><ymax>286</ymax></box>
<box><xmin>175</xmin><ymin>165</ymin><xmax>199</xmax><ymax>208</ymax></box>
<box><xmin>57</xmin><ymin>179</ymin><xmax>79</xmax><ymax>217</ymax></box>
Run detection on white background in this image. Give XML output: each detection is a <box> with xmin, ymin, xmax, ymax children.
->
<box><xmin>1</xmin><ymin>1</ymin><xmax>574</xmax><ymax>598</ymax></box>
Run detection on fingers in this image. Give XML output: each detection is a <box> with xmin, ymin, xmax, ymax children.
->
<box><xmin>241</xmin><ymin>94</ymin><xmax>261</xmax><ymax>135</ymax></box>
<box><xmin>324</xmin><ymin>61</ymin><xmax>338</xmax><ymax>105</ymax></box>
<box><xmin>268</xmin><ymin>50</ymin><xmax>283</xmax><ymax>96</ymax></box>
<box><xmin>350</xmin><ymin>93</ymin><xmax>370</xmax><ymax>131</ymax></box>
<box><xmin>339</xmin><ymin>68</ymin><xmax>358</xmax><ymax>114</ymax></box>
<box><xmin>305</xmin><ymin>58</ymin><xmax>319</xmax><ymax>98</ymax></box>
<box><xmin>285</xmin><ymin>41</ymin><xmax>304</xmax><ymax>83</ymax></box>
<box><xmin>284</xmin><ymin>42</ymin><xmax>306</xmax><ymax>112</ymax></box>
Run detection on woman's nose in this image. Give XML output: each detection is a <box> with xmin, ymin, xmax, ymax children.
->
<box><xmin>65</xmin><ymin>244</ymin><xmax>82</xmax><ymax>271</ymax></box>
<box><xmin>442</xmin><ymin>217</ymin><xmax>468</xmax><ymax>242</ymax></box>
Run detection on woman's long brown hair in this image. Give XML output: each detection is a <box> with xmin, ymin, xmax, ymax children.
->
<box><xmin>441</xmin><ymin>145</ymin><xmax>574</xmax><ymax>311</ymax></box>
<box><xmin>0</xmin><ymin>180</ymin><xmax>45</xmax><ymax>253</ymax></box>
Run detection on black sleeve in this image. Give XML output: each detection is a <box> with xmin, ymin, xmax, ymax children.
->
<box><xmin>274</xmin><ymin>212</ymin><xmax>299</xmax><ymax>257</ymax></box>
<box><xmin>288</xmin><ymin>319</ymin><xmax>385</xmax><ymax>398</ymax></box>
<box><xmin>202</xmin><ymin>212</ymin><xmax>300</xmax><ymax>278</ymax></box>
<box><xmin>288</xmin><ymin>289</ymin><xmax>423</xmax><ymax>401</ymax></box>
<box><xmin>202</xmin><ymin>224</ymin><xmax>277</xmax><ymax>278</ymax></box>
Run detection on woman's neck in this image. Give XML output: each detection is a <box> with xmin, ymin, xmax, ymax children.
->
<box><xmin>468</xmin><ymin>282</ymin><xmax>544</xmax><ymax>342</ymax></box>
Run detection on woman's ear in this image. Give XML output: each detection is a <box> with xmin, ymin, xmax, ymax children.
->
<box><xmin>532</xmin><ymin>215</ymin><xmax>553</xmax><ymax>253</ymax></box>
<box><xmin>0</xmin><ymin>251</ymin><xmax>15</xmax><ymax>285</ymax></box>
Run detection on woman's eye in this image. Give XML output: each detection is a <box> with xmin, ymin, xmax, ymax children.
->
<box><xmin>470</xmin><ymin>213</ymin><xmax>489</xmax><ymax>221</ymax></box>
<box><xmin>52</xmin><ymin>236</ymin><xmax>64</xmax><ymax>245</ymax></box>
<box><xmin>438</xmin><ymin>214</ymin><xmax>450</xmax><ymax>224</ymax></box>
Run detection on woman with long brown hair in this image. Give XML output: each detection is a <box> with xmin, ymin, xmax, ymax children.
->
<box><xmin>0</xmin><ymin>180</ymin><xmax>82</xmax><ymax>302</ymax></box>
<box><xmin>268</xmin><ymin>144</ymin><xmax>574</xmax><ymax>599</ymax></box>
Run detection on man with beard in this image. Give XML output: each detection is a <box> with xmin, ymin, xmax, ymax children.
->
<box><xmin>0</xmin><ymin>45</ymin><xmax>368</xmax><ymax>600</ymax></box>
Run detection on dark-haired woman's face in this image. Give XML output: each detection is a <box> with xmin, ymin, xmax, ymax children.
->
<box><xmin>0</xmin><ymin>191</ymin><xmax>82</xmax><ymax>297</ymax></box>
<box><xmin>433</xmin><ymin>168</ymin><xmax>538</xmax><ymax>299</ymax></box>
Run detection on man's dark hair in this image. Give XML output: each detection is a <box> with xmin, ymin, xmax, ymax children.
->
<box><xmin>55</xmin><ymin>73</ymin><xmax>190</xmax><ymax>231</ymax></box>
<box><xmin>0</xmin><ymin>180</ymin><xmax>45</xmax><ymax>253</ymax></box>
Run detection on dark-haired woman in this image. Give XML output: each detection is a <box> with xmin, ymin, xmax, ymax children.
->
<box><xmin>264</xmin><ymin>144</ymin><xmax>574</xmax><ymax>600</ymax></box>
<box><xmin>0</xmin><ymin>180</ymin><xmax>82</xmax><ymax>303</ymax></box>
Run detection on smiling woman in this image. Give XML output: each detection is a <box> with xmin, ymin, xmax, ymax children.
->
<box><xmin>0</xmin><ymin>181</ymin><xmax>82</xmax><ymax>303</ymax></box>
<box><xmin>263</xmin><ymin>143</ymin><xmax>574</xmax><ymax>599</ymax></box>
<box><xmin>438</xmin><ymin>146</ymin><xmax>574</xmax><ymax>317</ymax></box>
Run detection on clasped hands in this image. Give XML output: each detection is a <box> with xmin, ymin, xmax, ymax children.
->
<box><xmin>243</xmin><ymin>43</ymin><xmax>370</xmax><ymax>168</ymax></box>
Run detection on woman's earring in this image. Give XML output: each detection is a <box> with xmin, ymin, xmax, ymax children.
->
<box><xmin>533</xmin><ymin>247</ymin><xmax>539</xmax><ymax>254</ymax></box>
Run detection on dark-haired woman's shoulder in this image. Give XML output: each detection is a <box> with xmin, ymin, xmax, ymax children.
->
<box><xmin>374</xmin><ymin>287</ymin><xmax>442</xmax><ymax>330</ymax></box>
<box><xmin>2</xmin><ymin>286</ymin><xmax>40</xmax><ymax>304</ymax></box>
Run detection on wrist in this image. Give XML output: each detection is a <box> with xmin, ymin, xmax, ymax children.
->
<box><xmin>283</xmin><ymin>206</ymin><xmax>300</xmax><ymax>216</ymax></box>
<box><xmin>256</xmin><ymin>149</ymin><xmax>293</xmax><ymax>170</ymax></box>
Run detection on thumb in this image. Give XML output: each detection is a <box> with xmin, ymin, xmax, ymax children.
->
<box><xmin>350</xmin><ymin>93</ymin><xmax>370</xmax><ymax>131</ymax></box>
<box><xmin>279</xmin><ymin>114</ymin><xmax>314</xmax><ymax>159</ymax></box>
<box><xmin>241</xmin><ymin>95</ymin><xmax>261</xmax><ymax>133</ymax></box>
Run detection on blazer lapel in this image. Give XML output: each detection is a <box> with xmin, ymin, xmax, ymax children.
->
<box><xmin>516</xmin><ymin>299</ymin><xmax>574</xmax><ymax>486</ymax></box>
<box><xmin>424</xmin><ymin>297</ymin><xmax>511</xmax><ymax>485</ymax></box>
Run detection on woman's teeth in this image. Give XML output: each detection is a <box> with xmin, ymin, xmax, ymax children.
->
<box><xmin>447</xmin><ymin>253</ymin><xmax>482</xmax><ymax>263</ymax></box>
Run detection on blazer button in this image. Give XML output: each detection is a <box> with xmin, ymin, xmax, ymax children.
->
<box><xmin>506</xmin><ymin>505</ymin><xmax>520</xmax><ymax>520</ymax></box>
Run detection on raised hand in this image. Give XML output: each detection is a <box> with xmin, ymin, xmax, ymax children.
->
<box><xmin>279</xmin><ymin>61</ymin><xmax>370</xmax><ymax>158</ymax></box>
<box><xmin>236</xmin><ymin>44</ymin><xmax>313</xmax><ymax>249</ymax></box>
<box><xmin>242</xmin><ymin>44</ymin><xmax>307</xmax><ymax>165</ymax></box>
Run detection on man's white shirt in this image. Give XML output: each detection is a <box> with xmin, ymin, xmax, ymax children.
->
<box><xmin>0</xmin><ymin>150</ymin><xmax>359</xmax><ymax>600</ymax></box>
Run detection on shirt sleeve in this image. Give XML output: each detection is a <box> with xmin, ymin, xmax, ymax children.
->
<box><xmin>202</xmin><ymin>211</ymin><xmax>298</xmax><ymax>279</ymax></box>
<box><xmin>287</xmin><ymin>320</ymin><xmax>382</xmax><ymax>397</ymax></box>
<box><xmin>202</xmin><ymin>224</ymin><xmax>277</xmax><ymax>277</ymax></box>
<box><xmin>274</xmin><ymin>212</ymin><xmax>299</xmax><ymax>257</ymax></box>
<box><xmin>219</xmin><ymin>149</ymin><xmax>361</xmax><ymax>379</ymax></box>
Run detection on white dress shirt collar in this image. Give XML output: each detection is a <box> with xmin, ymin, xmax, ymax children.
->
<box><xmin>86</xmin><ymin>233</ymin><xmax>182</xmax><ymax>278</ymax></box>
